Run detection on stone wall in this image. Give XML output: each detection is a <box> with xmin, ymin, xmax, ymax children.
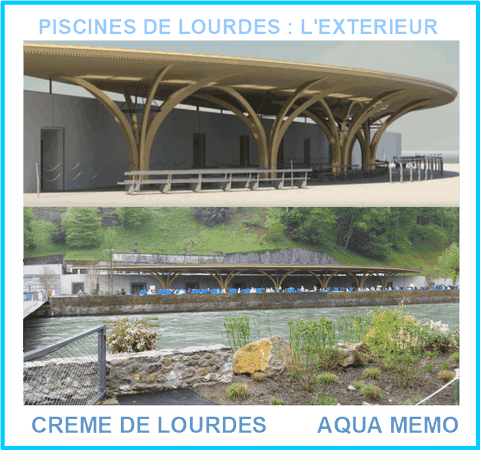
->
<box><xmin>23</xmin><ymin>345</ymin><xmax>232</xmax><ymax>404</ymax></box>
<box><xmin>49</xmin><ymin>289</ymin><xmax>459</xmax><ymax>317</ymax></box>
<box><xmin>113</xmin><ymin>248</ymin><xmax>338</xmax><ymax>265</ymax></box>
<box><xmin>107</xmin><ymin>345</ymin><xmax>232</xmax><ymax>396</ymax></box>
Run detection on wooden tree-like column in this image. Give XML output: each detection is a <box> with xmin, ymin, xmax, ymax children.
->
<box><xmin>306</xmin><ymin>270</ymin><xmax>339</xmax><ymax>289</ymax></box>
<box><xmin>63</xmin><ymin>67</ymin><xmax>245</xmax><ymax>171</ymax></box>
<box><xmin>258</xmin><ymin>269</ymin><xmax>300</xmax><ymax>289</ymax></box>
<box><xmin>149</xmin><ymin>270</ymin><xmax>187</xmax><ymax>290</ymax></box>
<box><xmin>202</xmin><ymin>269</ymin><xmax>246</xmax><ymax>290</ymax></box>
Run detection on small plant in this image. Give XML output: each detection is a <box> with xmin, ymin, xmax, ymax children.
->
<box><xmin>441</xmin><ymin>361</ymin><xmax>450</xmax><ymax>370</ymax></box>
<box><xmin>252</xmin><ymin>372</ymin><xmax>267</xmax><ymax>382</ymax></box>
<box><xmin>422</xmin><ymin>362</ymin><xmax>434</xmax><ymax>374</ymax></box>
<box><xmin>365</xmin><ymin>303</ymin><xmax>426</xmax><ymax>388</ymax></box>
<box><xmin>337</xmin><ymin>313</ymin><xmax>374</xmax><ymax>343</ymax></box>
<box><xmin>362</xmin><ymin>386</ymin><xmax>382</xmax><ymax>402</ymax></box>
<box><xmin>105</xmin><ymin>317</ymin><xmax>160</xmax><ymax>354</ymax></box>
<box><xmin>361</xmin><ymin>367</ymin><xmax>381</xmax><ymax>380</ymax></box>
<box><xmin>438</xmin><ymin>370</ymin><xmax>456</xmax><ymax>382</ymax></box>
<box><xmin>353</xmin><ymin>381</ymin><xmax>365</xmax><ymax>389</ymax></box>
<box><xmin>450</xmin><ymin>352</ymin><xmax>459</xmax><ymax>362</ymax></box>
<box><xmin>314</xmin><ymin>393</ymin><xmax>338</xmax><ymax>405</ymax></box>
<box><xmin>404</xmin><ymin>393</ymin><xmax>423</xmax><ymax>405</ymax></box>
<box><xmin>115</xmin><ymin>290</ymin><xmax>122</xmax><ymax>295</ymax></box>
<box><xmin>270</xmin><ymin>398</ymin><xmax>285</xmax><ymax>405</ymax></box>
<box><xmin>226</xmin><ymin>383</ymin><xmax>249</xmax><ymax>399</ymax></box>
<box><xmin>224</xmin><ymin>316</ymin><xmax>251</xmax><ymax>352</ymax></box>
<box><xmin>283</xmin><ymin>318</ymin><xmax>341</xmax><ymax>393</ymax></box>
<box><xmin>453</xmin><ymin>380</ymin><xmax>459</xmax><ymax>403</ymax></box>
<box><xmin>317</xmin><ymin>372</ymin><xmax>339</xmax><ymax>384</ymax></box>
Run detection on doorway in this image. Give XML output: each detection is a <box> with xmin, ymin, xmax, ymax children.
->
<box><xmin>40</xmin><ymin>128</ymin><xmax>64</xmax><ymax>191</ymax></box>
<box><xmin>193</xmin><ymin>133</ymin><xmax>206</xmax><ymax>168</ymax></box>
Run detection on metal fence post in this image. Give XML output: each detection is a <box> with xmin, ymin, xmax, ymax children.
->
<box><xmin>98</xmin><ymin>325</ymin><xmax>107</xmax><ymax>400</ymax></box>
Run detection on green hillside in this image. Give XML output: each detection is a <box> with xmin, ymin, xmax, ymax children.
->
<box><xmin>24</xmin><ymin>207</ymin><xmax>454</xmax><ymax>276</ymax></box>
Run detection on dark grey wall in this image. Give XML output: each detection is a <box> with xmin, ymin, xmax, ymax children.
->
<box><xmin>25</xmin><ymin>90</ymin><xmax>399</xmax><ymax>193</ymax></box>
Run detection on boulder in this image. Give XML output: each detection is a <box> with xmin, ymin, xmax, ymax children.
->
<box><xmin>233</xmin><ymin>336</ymin><xmax>290</xmax><ymax>379</ymax></box>
<box><xmin>337</xmin><ymin>343</ymin><xmax>371</xmax><ymax>368</ymax></box>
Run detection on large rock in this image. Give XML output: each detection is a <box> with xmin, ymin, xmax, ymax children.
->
<box><xmin>233</xmin><ymin>336</ymin><xmax>290</xmax><ymax>379</ymax></box>
<box><xmin>337</xmin><ymin>342</ymin><xmax>371</xmax><ymax>368</ymax></box>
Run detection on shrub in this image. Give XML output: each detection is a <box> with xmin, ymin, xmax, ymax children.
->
<box><xmin>24</xmin><ymin>208</ymin><xmax>37</xmax><ymax>251</ymax></box>
<box><xmin>270</xmin><ymin>398</ymin><xmax>285</xmax><ymax>405</ymax></box>
<box><xmin>118</xmin><ymin>208</ymin><xmax>152</xmax><ymax>229</ymax></box>
<box><xmin>224</xmin><ymin>316</ymin><xmax>251</xmax><ymax>352</ymax></box>
<box><xmin>422</xmin><ymin>362</ymin><xmax>434</xmax><ymax>374</ymax></box>
<box><xmin>361</xmin><ymin>367</ymin><xmax>381</xmax><ymax>380</ymax></box>
<box><xmin>353</xmin><ymin>381</ymin><xmax>365</xmax><ymax>389</ymax></box>
<box><xmin>422</xmin><ymin>320</ymin><xmax>452</xmax><ymax>353</ymax></box>
<box><xmin>193</xmin><ymin>207</ymin><xmax>233</xmax><ymax>227</ymax></box>
<box><xmin>337</xmin><ymin>313</ymin><xmax>374</xmax><ymax>343</ymax></box>
<box><xmin>106</xmin><ymin>317</ymin><xmax>160</xmax><ymax>354</ymax></box>
<box><xmin>362</xmin><ymin>386</ymin><xmax>382</xmax><ymax>402</ymax></box>
<box><xmin>441</xmin><ymin>361</ymin><xmax>450</xmax><ymax>370</ymax></box>
<box><xmin>314</xmin><ymin>393</ymin><xmax>338</xmax><ymax>405</ymax></box>
<box><xmin>365</xmin><ymin>303</ymin><xmax>427</xmax><ymax>388</ymax></box>
<box><xmin>285</xmin><ymin>318</ymin><xmax>341</xmax><ymax>392</ymax></box>
<box><xmin>438</xmin><ymin>370</ymin><xmax>456</xmax><ymax>382</ymax></box>
<box><xmin>226</xmin><ymin>383</ymin><xmax>249</xmax><ymax>399</ymax></box>
<box><xmin>450</xmin><ymin>352</ymin><xmax>459</xmax><ymax>362</ymax></box>
<box><xmin>404</xmin><ymin>393</ymin><xmax>422</xmax><ymax>405</ymax></box>
<box><xmin>252</xmin><ymin>372</ymin><xmax>267</xmax><ymax>382</ymax></box>
<box><xmin>317</xmin><ymin>372</ymin><xmax>339</xmax><ymax>385</ymax></box>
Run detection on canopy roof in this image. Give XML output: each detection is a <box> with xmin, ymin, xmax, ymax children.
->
<box><xmin>24</xmin><ymin>43</ymin><xmax>457</xmax><ymax>119</ymax></box>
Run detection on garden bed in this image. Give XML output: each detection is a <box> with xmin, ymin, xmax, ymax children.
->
<box><xmin>193</xmin><ymin>351</ymin><xmax>459</xmax><ymax>406</ymax></box>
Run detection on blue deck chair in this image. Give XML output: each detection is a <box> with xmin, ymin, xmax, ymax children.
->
<box><xmin>256</xmin><ymin>288</ymin><xmax>262</xmax><ymax>293</ymax></box>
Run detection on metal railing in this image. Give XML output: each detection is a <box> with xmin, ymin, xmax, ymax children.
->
<box><xmin>23</xmin><ymin>325</ymin><xmax>106</xmax><ymax>405</ymax></box>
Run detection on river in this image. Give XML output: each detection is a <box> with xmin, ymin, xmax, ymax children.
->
<box><xmin>23</xmin><ymin>303</ymin><xmax>459</xmax><ymax>354</ymax></box>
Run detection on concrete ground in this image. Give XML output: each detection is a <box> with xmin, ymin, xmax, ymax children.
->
<box><xmin>24</xmin><ymin>164</ymin><xmax>459</xmax><ymax>207</ymax></box>
<box><xmin>99</xmin><ymin>388</ymin><xmax>217</xmax><ymax>405</ymax></box>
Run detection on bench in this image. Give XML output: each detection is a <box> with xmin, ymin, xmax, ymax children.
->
<box><xmin>119</xmin><ymin>168</ymin><xmax>312</xmax><ymax>194</ymax></box>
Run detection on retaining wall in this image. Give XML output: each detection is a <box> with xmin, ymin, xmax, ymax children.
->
<box><xmin>49</xmin><ymin>290</ymin><xmax>458</xmax><ymax>317</ymax></box>
<box><xmin>24</xmin><ymin>345</ymin><xmax>232</xmax><ymax>404</ymax></box>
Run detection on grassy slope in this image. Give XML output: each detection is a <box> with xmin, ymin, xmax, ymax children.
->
<box><xmin>25</xmin><ymin>208</ymin><xmax>442</xmax><ymax>272</ymax></box>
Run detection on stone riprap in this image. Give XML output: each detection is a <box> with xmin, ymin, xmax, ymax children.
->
<box><xmin>24</xmin><ymin>345</ymin><xmax>233</xmax><ymax>403</ymax></box>
<box><xmin>49</xmin><ymin>290</ymin><xmax>459</xmax><ymax>317</ymax></box>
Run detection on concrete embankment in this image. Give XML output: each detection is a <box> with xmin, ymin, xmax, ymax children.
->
<box><xmin>49</xmin><ymin>290</ymin><xmax>458</xmax><ymax>317</ymax></box>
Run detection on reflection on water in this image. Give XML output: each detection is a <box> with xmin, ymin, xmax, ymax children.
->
<box><xmin>23</xmin><ymin>303</ymin><xmax>459</xmax><ymax>354</ymax></box>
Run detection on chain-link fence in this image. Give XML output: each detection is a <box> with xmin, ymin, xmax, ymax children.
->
<box><xmin>23</xmin><ymin>325</ymin><xmax>106</xmax><ymax>405</ymax></box>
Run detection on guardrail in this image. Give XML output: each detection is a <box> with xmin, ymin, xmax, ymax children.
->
<box><xmin>23</xmin><ymin>325</ymin><xmax>107</xmax><ymax>405</ymax></box>
<box><xmin>119</xmin><ymin>167</ymin><xmax>312</xmax><ymax>194</ymax></box>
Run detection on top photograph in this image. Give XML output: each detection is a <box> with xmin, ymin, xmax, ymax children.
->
<box><xmin>23</xmin><ymin>41</ymin><xmax>459</xmax><ymax>207</ymax></box>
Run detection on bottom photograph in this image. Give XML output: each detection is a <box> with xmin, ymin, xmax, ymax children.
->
<box><xmin>23</xmin><ymin>206</ymin><xmax>459</xmax><ymax>406</ymax></box>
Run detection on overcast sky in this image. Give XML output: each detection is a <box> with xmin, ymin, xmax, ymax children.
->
<box><xmin>25</xmin><ymin>41</ymin><xmax>459</xmax><ymax>152</ymax></box>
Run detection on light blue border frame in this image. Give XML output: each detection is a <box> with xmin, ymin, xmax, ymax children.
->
<box><xmin>0</xmin><ymin>1</ymin><xmax>477</xmax><ymax>447</ymax></box>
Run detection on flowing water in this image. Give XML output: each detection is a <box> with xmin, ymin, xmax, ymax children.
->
<box><xmin>23</xmin><ymin>303</ymin><xmax>459</xmax><ymax>354</ymax></box>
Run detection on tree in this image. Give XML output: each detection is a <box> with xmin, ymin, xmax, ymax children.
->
<box><xmin>282</xmin><ymin>208</ymin><xmax>337</xmax><ymax>246</ymax></box>
<box><xmin>335</xmin><ymin>208</ymin><xmax>393</xmax><ymax>260</ymax></box>
<box><xmin>62</xmin><ymin>208</ymin><xmax>103</xmax><ymax>249</ymax></box>
<box><xmin>437</xmin><ymin>243</ymin><xmax>459</xmax><ymax>284</ymax></box>
<box><xmin>39</xmin><ymin>266</ymin><xmax>56</xmax><ymax>293</ymax></box>
<box><xmin>24</xmin><ymin>208</ymin><xmax>36</xmax><ymax>251</ymax></box>
<box><xmin>192</xmin><ymin>207</ymin><xmax>232</xmax><ymax>227</ymax></box>
<box><xmin>118</xmin><ymin>208</ymin><xmax>152</xmax><ymax>229</ymax></box>
<box><xmin>102</xmin><ymin>227</ymin><xmax>118</xmax><ymax>293</ymax></box>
